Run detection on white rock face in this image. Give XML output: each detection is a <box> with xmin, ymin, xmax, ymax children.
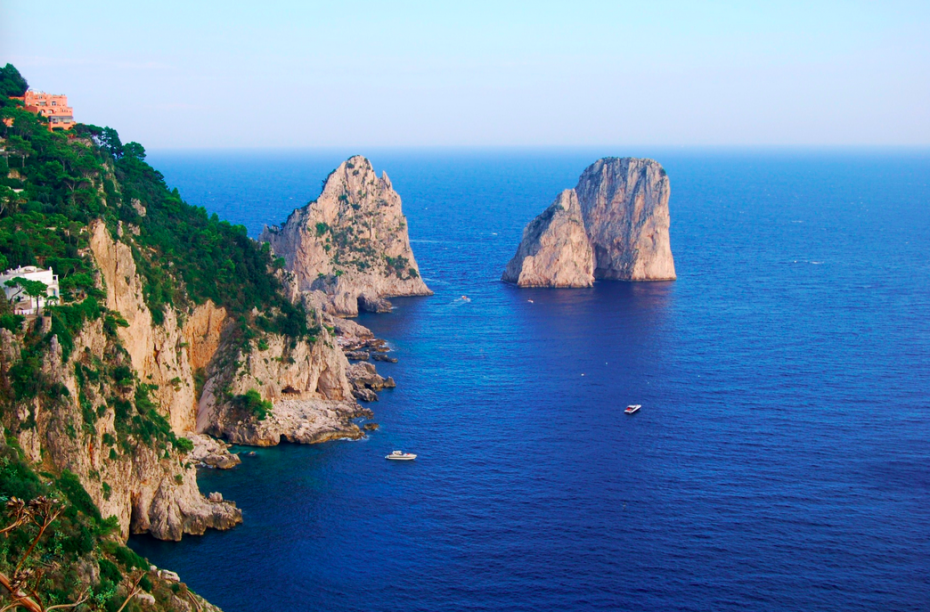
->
<box><xmin>576</xmin><ymin>157</ymin><xmax>676</xmax><ymax>281</ymax></box>
<box><xmin>503</xmin><ymin>157</ymin><xmax>676</xmax><ymax>286</ymax></box>
<box><xmin>501</xmin><ymin>190</ymin><xmax>594</xmax><ymax>287</ymax></box>
<box><xmin>44</xmin><ymin>221</ymin><xmax>366</xmax><ymax>540</ymax></box>
<box><xmin>90</xmin><ymin>222</ymin><xmax>227</xmax><ymax>433</ymax></box>
<box><xmin>261</xmin><ymin>155</ymin><xmax>432</xmax><ymax>316</ymax></box>
<box><xmin>4</xmin><ymin>311</ymin><xmax>243</xmax><ymax>542</ymax></box>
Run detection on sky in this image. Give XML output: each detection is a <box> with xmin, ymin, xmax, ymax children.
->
<box><xmin>2</xmin><ymin>0</ymin><xmax>928</xmax><ymax>149</ymax></box>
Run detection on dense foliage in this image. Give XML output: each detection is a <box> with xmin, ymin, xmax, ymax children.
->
<box><xmin>0</xmin><ymin>63</ymin><xmax>279</xmax><ymax>611</ymax></box>
<box><xmin>233</xmin><ymin>388</ymin><xmax>272</xmax><ymax>421</ymax></box>
<box><xmin>0</xmin><ymin>65</ymin><xmax>27</xmax><ymax>99</ymax></box>
<box><xmin>0</xmin><ymin>64</ymin><xmax>309</xmax><ymax>334</ymax></box>
<box><xmin>0</xmin><ymin>64</ymin><xmax>315</xmax><ymax>413</ymax></box>
<box><xmin>0</xmin><ymin>438</ymin><xmax>202</xmax><ymax>611</ymax></box>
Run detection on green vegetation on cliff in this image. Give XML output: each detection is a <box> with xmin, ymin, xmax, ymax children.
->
<box><xmin>0</xmin><ymin>64</ymin><xmax>312</xmax><ymax>411</ymax></box>
<box><xmin>0</xmin><ymin>64</ymin><xmax>308</xmax><ymax>335</ymax></box>
<box><xmin>0</xmin><ymin>436</ymin><xmax>211</xmax><ymax>612</ymax></box>
<box><xmin>0</xmin><ymin>63</ymin><xmax>319</xmax><ymax>611</ymax></box>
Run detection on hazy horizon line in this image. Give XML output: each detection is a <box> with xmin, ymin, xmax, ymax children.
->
<box><xmin>145</xmin><ymin>144</ymin><xmax>930</xmax><ymax>156</ymax></box>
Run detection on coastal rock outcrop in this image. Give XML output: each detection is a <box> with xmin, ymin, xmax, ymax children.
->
<box><xmin>261</xmin><ymin>156</ymin><xmax>432</xmax><ymax>317</ymax></box>
<box><xmin>220</xmin><ymin>399</ymin><xmax>371</xmax><ymax>446</ymax></box>
<box><xmin>11</xmin><ymin>220</ymin><xmax>365</xmax><ymax>542</ymax></box>
<box><xmin>503</xmin><ymin>157</ymin><xmax>676</xmax><ymax>286</ymax></box>
<box><xmin>186</xmin><ymin>433</ymin><xmax>241</xmax><ymax>469</ymax></box>
<box><xmin>3</xmin><ymin>308</ymin><xmax>243</xmax><ymax>542</ymax></box>
<box><xmin>501</xmin><ymin>190</ymin><xmax>594</xmax><ymax>287</ymax></box>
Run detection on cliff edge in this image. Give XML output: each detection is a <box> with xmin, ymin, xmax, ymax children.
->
<box><xmin>503</xmin><ymin>157</ymin><xmax>676</xmax><ymax>286</ymax></box>
<box><xmin>261</xmin><ymin>156</ymin><xmax>432</xmax><ymax>316</ymax></box>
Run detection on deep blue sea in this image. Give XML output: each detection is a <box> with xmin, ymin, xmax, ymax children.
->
<box><xmin>132</xmin><ymin>149</ymin><xmax>930</xmax><ymax>612</ymax></box>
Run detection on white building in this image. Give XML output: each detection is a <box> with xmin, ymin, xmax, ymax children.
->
<box><xmin>0</xmin><ymin>266</ymin><xmax>60</xmax><ymax>315</ymax></box>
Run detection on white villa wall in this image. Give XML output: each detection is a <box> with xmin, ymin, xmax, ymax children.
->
<box><xmin>0</xmin><ymin>266</ymin><xmax>60</xmax><ymax>314</ymax></box>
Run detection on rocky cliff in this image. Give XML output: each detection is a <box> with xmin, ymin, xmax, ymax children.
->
<box><xmin>501</xmin><ymin>190</ymin><xmax>595</xmax><ymax>287</ymax></box>
<box><xmin>0</xmin><ymin>305</ymin><xmax>242</xmax><ymax>543</ymax></box>
<box><xmin>503</xmin><ymin>157</ymin><xmax>676</xmax><ymax>286</ymax></box>
<box><xmin>0</xmin><ymin>65</ymin><xmax>398</xmax><ymax>611</ymax></box>
<box><xmin>88</xmin><ymin>220</ymin><xmax>368</xmax><ymax>483</ymax></box>
<box><xmin>2</xmin><ymin>215</ymin><xmax>373</xmax><ymax>545</ymax></box>
<box><xmin>261</xmin><ymin>155</ymin><xmax>432</xmax><ymax>316</ymax></box>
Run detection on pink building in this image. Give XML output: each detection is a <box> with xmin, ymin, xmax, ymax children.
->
<box><xmin>12</xmin><ymin>90</ymin><xmax>75</xmax><ymax>131</ymax></box>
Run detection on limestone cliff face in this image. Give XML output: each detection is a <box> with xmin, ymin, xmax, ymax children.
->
<box><xmin>0</xmin><ymin>315</ymin><xmax>241</xmax><ymax>542</ymax></box>
<box><xmin>501</xmin><ymin>190</ymin><xmax>594</xmax><ymax>287</ymax></box>
<box><xmin>261</xmin><ymin>155</ymin><xmax>432</xmax><ymax>317</ymax></box>
<box><xmin>503</xmin><ymin>157</ymin><xmax>676</xmax><ymax>286</ymax></box>
<box><xmin>0</xmin><ymin>221</ymin><xmax>370</xmax><ymax>542</ymax></box>
<box><xmin>90</xmin><ymin>222</ymin><xmax>221</xmax><ymax>434</ymax></box>
<box><xmin>90</xmin><ymin>220</ymin><xmax>358</xmax><ymax>447</ymax></box>
<box><xmin>196</xmin><ymin>317</ymin><xmax>357</xmax><ymax>441</ymax></box>
<box><xmin>576</xmin><ymin>157</ymin><xmax>676</xmax><ymax>281</ymax></box>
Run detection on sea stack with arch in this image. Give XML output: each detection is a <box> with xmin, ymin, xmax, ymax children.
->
<box><xmin>502</xmin><ymin>157</ymin><xmax>676</xmax><ymax>287</ymax></box>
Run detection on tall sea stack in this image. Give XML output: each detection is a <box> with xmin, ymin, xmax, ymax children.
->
<box><xmin>502</xmin><ymin>157</ymin><xmax>676</xmax><ymax>286</ymax></box>
<box><xmin>262</xmin><ymin>155</ymin><xmax>432</xmax><ymax>316</ymax></box>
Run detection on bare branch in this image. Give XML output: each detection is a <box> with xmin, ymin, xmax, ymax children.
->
<box><xmin>186</xmin><ymin>590</ymin><xmax>202</xmax><ymax>612</ymax></box>
<box><xmin>113</xmin><ymin>571</ymin><xmax>146</xmax><ymax>612</ymax></box>
<box><xmin>0</xmin><ymin>571</ymin><xmax>42</xmax><ymax>612</ymax></box>
<box><xmin>15</xmin><ymin>499</ymin><xmax>62</xmax><ymax>576</ymax></box>
<box><xmin>44</xmin><ymin>591</ymin><xmax>88</xmax><ymax>611</ymax></box>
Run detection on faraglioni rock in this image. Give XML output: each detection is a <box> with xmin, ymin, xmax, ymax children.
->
<box><xmin>503</xmin><ymin>157</ymin><xmax>676</xmax><ymax>286</ymax></box>
<box><xmin>501</xmin><ymin>189</ymin><xmax>595</xmax><ymax>287</ymax></box>
<box><xmin>261</xmin><ymin>155</ymin><xmax>432</xmax><ymax>316</ymax></box>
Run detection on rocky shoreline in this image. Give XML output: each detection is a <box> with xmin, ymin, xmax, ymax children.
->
<box><xmin>188</xmin><ymin>314</ymin><xmax>398</xmax><ymax>455</ymax></box>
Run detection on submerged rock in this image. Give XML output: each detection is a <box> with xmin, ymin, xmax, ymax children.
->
<box><xmin>503</xmin><ymin>157</ymin><xmax>676</xmax><ymax>286</ymax></box>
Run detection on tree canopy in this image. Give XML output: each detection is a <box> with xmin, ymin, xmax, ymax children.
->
<box><xmin>0</xmin><ymin>64</ymin><xmax>28</xmax><ymax>99</ymax></box>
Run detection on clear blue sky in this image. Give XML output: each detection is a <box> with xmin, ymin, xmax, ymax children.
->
<box><xmin>2</xmin><ymin>0</ymin><xmax>928</xmax><ymax>148</ymax></box>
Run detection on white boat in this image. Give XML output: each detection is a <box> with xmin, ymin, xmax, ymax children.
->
<box><xmin>385</xmin><ymin>450</ymin><xmax>417</xmax><ymax>461</ymax></box>
<box><xmin>624</xmin><ymin>404</ymin><xmax>641</xmax><ymax>414</ymax></box>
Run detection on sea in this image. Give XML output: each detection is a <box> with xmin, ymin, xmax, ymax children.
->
<box><xmin>131</xmin><ymin>149</ymin><xmax>930</xmax><ymax>612</ymax></box>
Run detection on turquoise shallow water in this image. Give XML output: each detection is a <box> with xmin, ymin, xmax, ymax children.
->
<box><xmin>133</xmin><ymin>149</ymin><xmax>930</xmax><ymax>612</ymax></box>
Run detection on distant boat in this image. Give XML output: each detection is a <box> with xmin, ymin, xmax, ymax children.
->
<box><xmin>386</xmin><ymin>450</ymin><xmax>417</xmax><ymax>461</ymax></box>
<box><xmin>624</xmin><ymin>404</ymin><xmax>641</xmax><ymax>414</ymax></box>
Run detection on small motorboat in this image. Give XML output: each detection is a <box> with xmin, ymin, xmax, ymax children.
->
<box><xmin>624</xmin><ymin>404</ymin><xmax>641</xmax><ymax>414</ymax></box>
<box><xmin>385</xmin><ymin>450</ymin><xmax>417</xmax><ymax>461</ymax></box>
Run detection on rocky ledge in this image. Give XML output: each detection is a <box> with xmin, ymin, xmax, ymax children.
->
<box><xmin>186</xmin><ymin>433</ymin><xmax>242</xmax><ymax>470</ymax></box>
<box><xmin>329</xmin><ymin>316</ymin><xmax>397</xmax><ymax>402</ymax></box>
<box><xmin>503</xmin><ymin>157</ymin><xmax>676</xmax><ymax>286</ymax></box>
<box><xmin>221</xmin><ymin>399</ymin><xmax>372</xmax><ymax>446</ymax></box>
